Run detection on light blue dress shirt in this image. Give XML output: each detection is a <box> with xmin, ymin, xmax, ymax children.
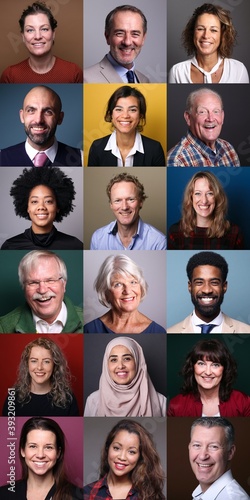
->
<box><xmin>90</xmin><ymin>218</ymin><xmax>167</xmax><ymax>250</ymax></box>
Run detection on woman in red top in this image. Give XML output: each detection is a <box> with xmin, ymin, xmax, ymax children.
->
<box><xmin>0</xmin><ymin>2</ymin><xmax>83</xmax><ymax>83</ymax></box>
<box><xmin>167</xmin><ymin>338</ymin><xmax>250</xmax><ymax>417</ymax></box>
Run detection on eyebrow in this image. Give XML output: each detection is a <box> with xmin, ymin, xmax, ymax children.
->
<box><xmin>109</xmin><ymin>353</ymin><xmax>133</xmax><ymax>359</ymax></box>
<box><xmin>112</xmin><ymin>441</ymin><xmax>138</xmax><ymax>449</ymax></box>
<box><xmin>29</xmin><ymin>195</ymin><xmax>54</xmax><ymax>199</ymax></box>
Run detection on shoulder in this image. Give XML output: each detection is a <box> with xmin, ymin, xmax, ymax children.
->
<box><xmin>135</xmin><ymin>69</ymin><xmax>150</xmax><ymax>83</ymax></box>
<box><xmin>141</xmin><ymin>135</ymin><xmax>162</xmax><ymax>148</ymax></box>
<box><xmin>167</xmin><ymin>315</ymin><xmax>192</xmax><ymax>333</ymax></box>
<box><xmin>90</xmin><ymin>135</ymin><xmax>111</xmax><ymax>149</ymax></box>
<box><xmin>222</xmin><ymin>313</ymin><xmax>250</xmax><ymax>333</ymax></box>
<box><xmin>223</xmin><ymin>58</ymin><xmax>249</xmax><ymax>82</ymax></box>
<box><xmin>0</xmin><ymin>59</ymin><xmax>29</xmax><ymax>82</ymax></box>
<box><xmin>84</xmin><ymin>391</ymin><xmax>99</xmax><ymax>416</ymax></box>
<box><xmin>0</xmin><ymin>306</ymin><xmax>23</xmax><ymax>331</ymax></box>
<box><xmin>84</xmin><ymin>318</ymin><xmax>107</xmax><ymax>333</ymax></box>
<box><xmin>145</xmin><ymin>321</ymin><xmax>166</xmax><ymax>333</ymax></box>
<box><xmin>168</xmin><ymin>60</ymin><xmax>191</xmax><ymax>83</ymax></box>
<box><xmin>52</xmin><ymin>230</ymin><xmax>83</xmax><ymax>249</ymax></box>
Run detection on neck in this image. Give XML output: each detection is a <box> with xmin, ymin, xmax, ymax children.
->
<box><xmin>30</xmin><ymin>381</ymin><xmax>51</xmax><ymax>395</ymax></box>
<box><xmin>196</xmin><ymin>216</ymin><xmax>211</xmax><ymax>228</ymax></box>
<box><xmin>29</xmin><ymin>53</ymin><xmax>55</xmax><ymax>73</ymax></box>
<box><xmin>107</xmin><ymin>470</ymin><xmax>132</xmax><ymax>487</ymax></box>
<box><xmin>199</xmin><ymin>385</ymin><xmax>220</xmax><ymax>402</ymax></box>
<box><xmin>27</xmin><ymin>470</ymin><xmax>54</xmax><ymax>490</ymax></box>
<box><xmin>196</xmin><ymin>52</ymin><xmax>219</xmax><ymax>72</ymax></box>
<box><xmin>117</xmin><ymin>218</ymin><xmax>139</xmax><ymax>242</ymax></box>
<box><xmin>31</xmin><ymin>223</ymin><xmax>54</xmax><ymax>234</ymax></box>
<box><xmin>116</xmin><ymin>130</ymin><xmax>136</xmax><ymax>148</ymax></box>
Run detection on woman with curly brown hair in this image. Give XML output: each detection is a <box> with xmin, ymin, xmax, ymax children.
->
<box><xmin>167</xmin><ymin>339</ymin><xmax>250</xmax><ymax>417</ymax></box>
<box><xmin>1</xmin><ymin>166</ymin><xmax>83</xmax><ymax>250</ymax></box>
<box><xmin>168</xmin><ymin>171</ymin><xmax>243</xmax><ymax>249</ymax></box>
<box><xmin>169</xmin><ymin>3</ymin><xmax>249</xmax><ymax>83</ymax></box>
<box><xmin>84</xmin><ymin>419</ymin><xmax>165</xmax><ymax>500</ymax></box>
<box><xmin>0</xmin><ymin>417</ymin><xmax>83</xmax><ymax>499</ymax></box>
<box><xmin>2</xmin><ymin>337</ymin><xmax>79</xmax><ymax>416</ymax></box>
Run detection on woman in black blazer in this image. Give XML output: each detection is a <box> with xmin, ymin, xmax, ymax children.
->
<box><xmin>87</xmin><ymin>86</ymin><xmax>166</xmax><ymax>166</ymax></box>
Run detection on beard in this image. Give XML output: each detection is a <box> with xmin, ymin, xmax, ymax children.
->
<box><xmin>24</xmin><ymin>123</ymin><xmax>57</xmax><ymax>146</ymax></box>
<box><xmin>191</xmin><ymin>292</ymin><xmax>225</xmax><ymax>319</ymax></box>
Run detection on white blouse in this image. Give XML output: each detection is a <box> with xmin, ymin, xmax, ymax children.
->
<box><xmin>168</xmin><ymin>57</ymin><xmax>249</xmax><ymax>83</ymax></box>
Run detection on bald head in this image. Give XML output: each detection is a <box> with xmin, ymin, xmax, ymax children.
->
<box><xmin>20</xmin><ymin>85</ymin><xmax>64</xmax><ymax>150</ymax></box>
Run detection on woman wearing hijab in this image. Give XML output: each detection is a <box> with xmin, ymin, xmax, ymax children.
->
<box><xmin>84</xmin><ymin>337</ymin><xmax>166</xmax><ymax>416</ymax></box>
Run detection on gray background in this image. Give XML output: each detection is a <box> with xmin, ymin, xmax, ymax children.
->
<box><xmin>167</xmin><ymin>0</ymin><xmax>250</xmax><ymax>78</ymax></box>
<box><xmin>84</xmin><ymin>167</ymin><xmax>166</xmax><ymax>249</ymax></box>
<box><xmin>84</xmin><ymin>333</ymin><xmax>167</xmax><ymax>406</ymax></box>
<box><xmin>0</xmin><ymin>167</ymin><xmax>83</xmax><ymax>247</ymax></box>
<box><xmin>84</xmin><ymin>0</ymin><xmax>167</xmax><ymax>82</ymax></box>
<box><xmin>167</xmin><ymin>250</ymin><xmax>250</xmax><ymax>328</ymax></box>
<box><xmin>0</xmin><ymin>84</ymin><xmax>83</xmax><ymax>150</ymax></box>
<box><xmin>83</xmin><ymin>250</ymin><xmax>166</xmax><ymax>329</ymax></box>
<box><xmin>167</xmin><ymin>83</ymin><xmax>250</xmax><ymax>166</ymax></box>
<box><xmin>83</xmin><ymin>416</ymin><xmax>166</xmax><ymax>496</ymax></box>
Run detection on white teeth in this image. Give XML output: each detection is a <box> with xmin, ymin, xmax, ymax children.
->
<box><xmin>38</xmin><ymin>297</ymin><xmax>51</xmax><ymax>301</ymax></box>
<box><xmin>200</xmin><ymin>297</ymin><xmax>213</xmax><ymax>302</ymax></box>
<box><xmin>198</xmin><ymin>464</ymin><xmax>212</xmax><ymax>468</ymax></box>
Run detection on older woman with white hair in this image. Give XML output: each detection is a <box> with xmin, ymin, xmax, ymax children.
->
<box><xmin>84</xmin><ymin>254</ymin><xmax>166</xmax><ymax>333</ymax></box>
<box><xmin>84</xmin><ymin>336</ymin><xmax>166</xmax><ymax>416</ymax></box>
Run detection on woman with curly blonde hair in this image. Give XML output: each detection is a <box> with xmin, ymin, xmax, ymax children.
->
<box><xmin>2</xmin><ymin>337</ymin><xmax>79</xmax><ymax>416</ymax></box>
<box><xmin>169</xmin><ymin>3</ymin><xmax>249</xmax><ymax>83</ymax></box>
<box><xmin>84</xmin><ymin>419</ymin><xmax>165</xmax><ymax>499</ymax></box>
<box><xmin>168</xmin><ymin>171</ymin><xmax>243</xmax><ymax>249</ymax></box>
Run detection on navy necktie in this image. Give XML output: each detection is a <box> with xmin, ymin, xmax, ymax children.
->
<box><xmin>126</xmin><ymin>70</ymin><xmax>135</xmax><ymax>83</ymax></box>
<box><xmin>198</xmin><ymin>324</ymin><xmax>216</xmax><ymax>334</ymax></box>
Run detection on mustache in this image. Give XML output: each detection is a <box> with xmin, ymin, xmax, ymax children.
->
<box><xmin>32</xmin><ymin>292</ymin><xmax>56</xmax><ymax>300</ymax></box>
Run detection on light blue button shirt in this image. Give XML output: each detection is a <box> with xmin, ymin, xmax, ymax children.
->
<box><xmin>90</xmin><ymin>218</ymin><xmax>167</xmax><ymax>250</ymax></box>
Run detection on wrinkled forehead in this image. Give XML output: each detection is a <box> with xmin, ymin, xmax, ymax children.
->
<box><xmin>193</xmin><ymin>93</ymin><xmax>223</xmax><ymax>111</ymax></box>
<box><xmin>26</xmin><ymin>256</ymin><xmax>60</xmax><ymax>277</ymax></box>
<box><xmin>23</xmin><ymin>87</ymin><xmax>60</xmax><ymax>111</ymax></box>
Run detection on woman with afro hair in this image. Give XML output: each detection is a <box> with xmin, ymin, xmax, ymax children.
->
<box><xmin>1</xmin><ymin>167</ymin><xmax>83</xmax><ymax>249</ymax></box>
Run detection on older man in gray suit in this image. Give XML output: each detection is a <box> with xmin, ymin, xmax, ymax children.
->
<box><xmin>84</xmin><ymin>5</ymin><xmax>149</xmax><ymax>83</ymax></box>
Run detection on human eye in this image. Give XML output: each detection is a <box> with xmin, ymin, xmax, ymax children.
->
<box><xmin>192</xmin><ymin>443</ymin><xmax>201</xmax><ymax>449</ymax></box>
<box><xmin>197</xmin><ymin>360</ymin><xmax>205</xmax><ymax>366</ymax></box>
<box><xmin>113</xmin><ymin>282</ymin><xmax>122</xmax><ymax>288</ymax></box>
<box><xmin>129</xmin><ymin>108</ymin><xmax>138</xmax><ymax>113</ymax></box>
<box><xmin>45</xmin><ymin>198</ymin><xmax>54</xmax><ymax>204</ymax></box>
<box><xmin>30</xmin><ymin>199</ymin><xmax>38</xmax><ymax>204</ymax></box>
<box><xmin>194</xmin><ymin>191</ymin><xmax>201</xmax><ymax>197</ymax></box>
<box><xmin>207</xmin><ymin>191</ymin><xmax>214</xmax><ymax>197</ymax></box>
<box><xmin>129</xmin><ymin>450</ymin><xmax>136</xmax><ymax>454</ymax></box>
<box><xmin>114</xmin><ymin>107</ymin><xmax>122</xmax><ymax>112</ymax></box>
<box><xmin>26</xmin><ymin>28</ymin><xmax>34</xmax><ymax>33</ymax></box>
<box><xmin>27</xmin><ymin>280</ymin><xmax>39</xmax><ymax>287</ymax></box>
<box><xmin>45</xmin><ymin>445</ymin><xmax>54</xmax><ymax>450</ymax></box>
<box><xmin>115</xmin><ymin>30</ymin><xmax>124</xmax><ymax>37</ymax></box>
<box><xmin>26</xmin><ymin>107</ymin><xmax>35</xmax><ymax>114</ymax></box>
<box><xmin>131</xmin><ymin>280</ymin><xmax>138</xmax><ymax>285</ymax></box>
<box><xmin>113</xmin><ymin>445</ymin><xmax>120</xmax><ymax>451</ymax></box>
<box><xmin>212</xmin><ymin>362</ymin><xmax>221</xmax><ymax>368</ymax></box>
<box><xmin>208</xmin><ymin>444</ymin><xmax>219</xmax><ymax>451</ymax></box>
<box><xmin>131</xmin><ymin>31</ymin><xmax>140</xmax><ymax>37</ymax></box>
<box><xmin>44</xmin><ymin>109</ymin><xmax>54</xmax><ymax>116</ymax></box>
<box><xmin>197</xmin><ymin>109</ymin><xmax>206</xmax><ymax>116</ymax></box>
<box><xmin>46</xmin><ymin>279</ymin><xmax>56</xmax><ymax>285</ymax></box>
<box><xmin>194</xmin><ymin>279</ymin><xmax>203</xmax><ymax>286</ymax></box>
<box><xmin>124</xmin><ymin>356</ymin><xmax>132</xmax><ymax>362</ymax></box>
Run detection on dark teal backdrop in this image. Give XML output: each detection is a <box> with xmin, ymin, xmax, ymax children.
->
<box><xmin>167</xmin><ymin>333</ymin><xmax>250</xmax><ymax>399</ymax></box>
<box><xmin>0</xmin><ymin>250</ymin><xmax>83</xmax><ymax>316</ymax></box>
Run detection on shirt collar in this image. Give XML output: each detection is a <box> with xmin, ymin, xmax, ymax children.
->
<box><xmin>25</xmin><ymin>138</ymin><xmax>58</xmax><ymax>163</ymax></box>
<box><xmin>192</xmin><ymin>470</ymin><xmax>233</xmax><ymax>499</ymax></box>
<box><xmin>104</xmin><ymin>130</ymin><xmax>144</xmax><ymax>160</ymax></box>
<box><xmin>106</xmin><ymin>52</ymin><xmax>136</xmax><ymax>78</ymax></box>
<box><xmin>32</xmin><ymin>301</ymin><xmax>67</xmax><ymax>333</ymax></box>
<box><xmin>109</xmin><ymin>217</ymin><xmax>142</xmax><ymax>236</ymax></box>
<box><xmin>187</xmin><ymin>130</ymin><xmax>220</xmax><ymax>155</ymax></box>
<box><xmin>192</xmin><ymin>310</ymin><xmax>223</xmax><ymax>327</ymax></box>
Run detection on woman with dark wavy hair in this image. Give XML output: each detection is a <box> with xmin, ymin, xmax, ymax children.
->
<box><xmin>84</xmin><ymin>419</ymin><xmax>165</xmax><ymax>500</ymax></box>
<box><xmin>2</xmin><ymin>337</ymin><xmax>79</xmax><ymax>416</ymax></box>
<box><xmin>87</xmin><ymin>85</ymin><xmax>165</xmax><ymax>166</ymax></box>
<box><xmin>169</xmin><ymin>3</ymin><xmax>249</xmax><ymax>83</ymax></box>
<box><xmin>168</xmin><ymin>171</ymin><xmax>243</xmax><ymax>249</ymax></box>
<box><xmin>0</xmin><ymin>417</ymin><xmax>83</xmax><ymax>499</ymax></box>
<box><xmin>167</xmin><ymin>339</ymin><xmax>250</xmax><ymax>416</ymax></box>
<box><xmin>1</xmin><ymin>166</ymin><xmax>83</xmax><ymax>250</ymax></box>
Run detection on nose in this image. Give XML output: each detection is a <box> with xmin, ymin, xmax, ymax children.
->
<box><xmin>117</xmin><ymin>359</ymin><xmax>125</xmax><ymax>369</ymax></box>
<box><xmin>123</xmin><ymin>32</ymin><xmax>132</xmax><ymax>46</ymax></box>
<box><xmin>37</xmin><ymin>280</ymin><xmax>48</xmax><ymax>293</ymax></box>
<box><xmin>121</xmin><ymin>199</ymin><xmax>129</xmax><ymax>210</ymax></box>
<box><xmin>34</xmin><ymin>29</ymin><xmax>42</xmax><ymax>39</ymax></box>
<box><xmin>197</xmin><ymin>447</ymin><xmax>210</xmax><ymax>460</ymax></box>
<box><xmin>122</xmin><ymin>284</ymin><xmax>130</xmax><ymax>294</ymax></box>
<box><xmin>117</xmin><ymin>449</ymin><xmax>126</xmax><ymax>461</ymax></box>
<box><xmin>35</xmin><ymin>448</ymin><xmax>46</xmax><ymax>458</ymax></box>
<box><xmin>201</xmin><ymin>282</ymin><xmax>213</xmax><ymax>294</ymax></box>
<box><xmin>200</xmin><ymin>193</ymin><xmax>208</xmax><ymax>203</ymax></box>
<box><xmin>204</xmin><ymin>364</ymin><xmax>212</xmax><ymax>375</ymax></box>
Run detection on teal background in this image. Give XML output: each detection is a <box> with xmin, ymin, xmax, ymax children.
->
<box><xmin>0</xmin><ymin>250</ymin><xmax>83</xmax><ymax>316</ymax></box>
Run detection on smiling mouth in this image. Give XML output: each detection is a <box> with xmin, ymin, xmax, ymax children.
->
<box><xmin>197</xmin><ymin>463</ymin><xmax>213</xmax><ymax>469</ymax></box>
<box><xmin>197</xmin><ymin>296</ymin><xmax>217</xmax><ymax>304</ymax></box>
<box><xmin>115</xmin><ymin>462</ymin><xmax>127</xmax><ymax>470</ymax></box>
<box><xmin>35</xmin><ymin>296</ymin><xmax>53</xmax><ymax>303</ymax></box>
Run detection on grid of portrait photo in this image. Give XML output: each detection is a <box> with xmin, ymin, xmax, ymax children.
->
<box><xmin>0</xmin><ymin>1</ymin><xmax>250</xmax><ymax>499</ymax></box>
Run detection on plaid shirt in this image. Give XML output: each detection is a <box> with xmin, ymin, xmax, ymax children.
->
<box><xmin>168</xmin><ymin>222</ymin><xmax>244</xmax><ymax>249</ymax></box>
<box><xmin>84</xmin><ymin>475</ymin><xmax>139</xmax><ymax>500</ymax></box>
<box><xmin>167</xmin><ymin>130</ymin><xmax>240</xmax><ymax>166</ymax></box>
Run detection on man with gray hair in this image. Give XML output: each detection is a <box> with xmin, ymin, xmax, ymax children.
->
<box><xmin>84</xmin><ymin>5</ymin><xmax>149</xmax><ymax>83</ymax></box>
<box><xmin>0</xmin><ymin>250</ymin><xmax>83</xmax><ymax>333</ymax></box>
<box><xmin>189</xmin><ymin>417</ymin><xmax>249</xmax><ymax>499</ymax></box>
<box><xmin>167</xmin><ymin>88</ymin><xmax>240</xmax><ymax>166</ymax></box>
